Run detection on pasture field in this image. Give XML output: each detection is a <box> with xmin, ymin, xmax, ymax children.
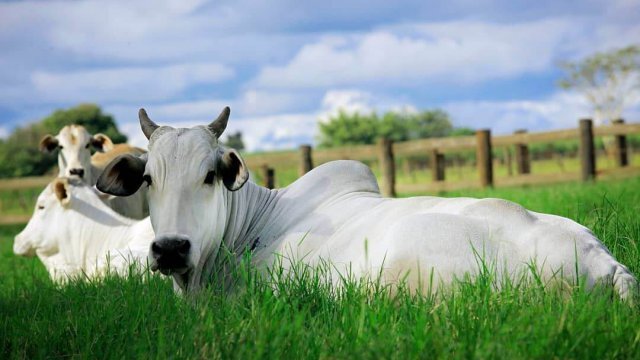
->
<box><xmin>1</xmin><ymin>177</ymin><xmax>640</xmax><ymax>359</ymax></box>
<box><xmin>249</xmin><ymin>154</ymin><xmax>640</xmax><ymax>189</ymax></box>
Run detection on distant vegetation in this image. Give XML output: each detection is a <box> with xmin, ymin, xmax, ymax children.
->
<box><xmin>223</xmin><ymin>131</ymin><xmax>245</xmax><ymax>151</ymax></box>
<box><xmin>317</xmin><ymin>109</ymin><xmax>475</xmax><ymax>148</ymax></box>
<box><xmin>0</xmin><ymin>104</ymin><xmax>127</xmax><ymax>178</ymax></box>
<box><xmin>558</xmin><ymin>44</ymin><xmax>639</xmax><ymax>125</ymax></box>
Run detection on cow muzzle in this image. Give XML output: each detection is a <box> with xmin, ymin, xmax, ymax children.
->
<box><xmin>149</xmin><ymin>235</ymin><xmax>191</xmax><ymax>276</ymax></box>
<box><xmin>13</xmin><ymin>235</ymin><xmax>35</xmax><ymax>257</ymax></box>
<box><xmin>69</xmin><ymin>168</ymin><xmax>85</xmax><ymax>179</ymax></box>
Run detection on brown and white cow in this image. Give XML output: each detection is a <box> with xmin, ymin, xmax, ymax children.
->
<box><xmin>40</xmin><ymin>125</ymin><xmax>148</xmax><ymax>219</ymax></box>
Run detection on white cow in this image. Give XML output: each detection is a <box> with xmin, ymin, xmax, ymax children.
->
<box><xmin>97</xmin><ymin>107</ymin><xmax>637</xmax><ymax>299</ymax></box>
<box><xmin>13</xmin><ymin>178</ymin><xmax>154</xmax><ymax>282</ymax></box>
<box><xmin>40</xmin><ymin>125</ymin><xmax>148</xmax><ymax>219</ymax></box>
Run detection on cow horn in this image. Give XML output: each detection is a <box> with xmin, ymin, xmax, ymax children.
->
<box><xmin>139</xmin><ymin>108</ymin><xmax>159</xmax><ymax>140</ymax></box>
<box><xmin>208</xmin><ymin>106</ymin><xmax>230</xmax><ymax>138</ymax></box>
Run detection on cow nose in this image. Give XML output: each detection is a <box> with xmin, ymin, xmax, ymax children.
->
<box><xmin>69</xmin><ymin>168</ymin><xmax>85</xmax><ymax>178</ymax></box>
<box><xmin>150</xmin><ymin>235</ymin><xmax>191</xmax><ymax>274</ymax></box>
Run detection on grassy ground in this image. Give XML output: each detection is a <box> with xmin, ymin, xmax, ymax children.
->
<box><xmin>250</xmin><ymin>153</ymin><xmax>640</xmax><ymax>189</ymax></box>
<box><xmin>1</xmin><ymin>178</ymin><xmax>640</xmax><ymax>358</ymax></box>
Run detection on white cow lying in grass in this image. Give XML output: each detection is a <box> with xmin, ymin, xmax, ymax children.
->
<box><xmin>40</xmin><ymin>125</ymin><xmax>148</xmax><ymax>219</ymax></box>
<box><xmin>13</xmin><ymin>178</ymin><xmax>153</xmax><ymax>282</ymax></box>
<box><xmin>97</xmin><ymin>107</ymin><xmax>637</xmax><ymax>299</ymax></box>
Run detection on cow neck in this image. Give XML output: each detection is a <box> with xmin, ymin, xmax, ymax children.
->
<box><xmin>193</xmin><ymin>181</ymin><xmax>279</xmax><ymax>292</ymax></box>
<box><xmin>225</xmin><ymin>181</ymin><xmax>279</xmax><ymax>253</ymax></box>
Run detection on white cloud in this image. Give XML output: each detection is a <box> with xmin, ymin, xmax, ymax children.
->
<box><xmin>318</xmin><ymin>89</ymin><xmax>419</xmax><ymax>122</ymax></box>
<box><xmin>254</xmin><ymin>19</ymin><xmax>583</xmax><ymax>89</ymax></box>
<box><xmin>229</xmin><ymin>113</ymin><xmax>318</xmax><ymax>151</ymax></box>
<box><xmin>30</xmin><ymin>63</ymin><xmax>233</xmax><ymax>104</ymax></box>
<box><xmin>0</xmin><ymin>126</ymin><xmax>8</xmax><ymax>139</ymax></box>
<box><xmin>318</xmin><ymin>90</ymin><xmax>375</xmax><ymax>122</ymax></box>
<box><xmin>0</xmin><ymin>0</ymin><xmax>310</xmax><ymax>66</ymax></box>
<box><xmin>444</xmin><ymin>92</ymin><xmax>640</xmax><ymax>134</ymax></box>
<box><xmin>104</xmin><ymin>88</ymin><xmax>313</xmax><ymax>126</ymax></box>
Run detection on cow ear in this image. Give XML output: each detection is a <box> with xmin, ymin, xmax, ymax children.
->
<box><xmin>39</xmin><ymin>135</ymin><xmax>59</xmax><ymax>153</ymax></box>
<box><xmin>53</xmin><ymin>178</ymin><xmax>71</xmax><ymax>206</ymax></box>
<box><xmin>218</xmin><ymin>148</ymin><xmax>249</xmax><ymax>191</ymax></box>
<box><xmin>96</xmin><ymin>154</ymin><xmax>147</xmax><ymax>196</ymax></box>
<box><xmin>91</xmin><ymin>133</ymin><xmax>114</xmax><ymax>152</ymax></box>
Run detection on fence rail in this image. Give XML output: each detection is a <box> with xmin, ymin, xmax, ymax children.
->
<box><xmin>1</xmin><ymin>118</ymin><xmax>639</xmax><ymax>225</ymax></box>
<box><xmin>245</xmin><ymin>118</ymin><xmax>640</xmax><ymax>196</ymax></box>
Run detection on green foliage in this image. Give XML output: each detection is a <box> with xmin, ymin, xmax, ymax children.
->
<box><xmin>223</xmin><ymin>131</ymin><xmax>245</xmax><ymax>151</ymax></box>
<box><xmin>317</xmin><ymin>109</ymin><xmax>468</xmax><ymax>148</ymax></box>
<box><xmin>0</xmin><ymin>104</ymin><xmax>127</xmax><ymax>178</ymax></box>
<box><xmin>40</xmin><ymin>103</ymin><xmax>127</xmax><ymax>143</ymax></box>
<box><xmin>558</xmin><ymin>45</ymin><xmax>640</xmax><ymax>122</ymax></box>
<box><xmin>0</xmin><ymin>124</ymin><xmax>54</xmax><ymax>178</ymax></box>
<box><xmin>1</xmin><ymin>178</ymin><xmax>640</xmax><ymax>358</ymax></box>
<box><xmin>449</xmin><ymin>127</ymin><xmax>476</xmax><ymax>137</ymax></box>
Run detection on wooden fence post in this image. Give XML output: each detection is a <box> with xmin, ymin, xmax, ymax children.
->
<box><xmin>612</xmin><ymin>119</ymin><xmax>629</xmax><ymax>167</ymax></box>
<box><xmin>476</xmin><ymin>129</ymin><xmax>493</xmax><ymax>188</ymax></box>
<box><xmin>504</xmin><ymin>147</ymin><xmax>513</xmax><ymax>176</ymax></box>
<box><xmin>514</xmin><ymin>129</ymin><xmax>530</xmax><ymax>175</ymax></box>
<box><xmin>431</xmin><ymin>149</ymin><xmax>445</xmax><ymax>182</ymax></box>
<box><xmin>299</xmin><ymin>144</ymin><xmax>314</xmax><ymax>176</ymax></box>
<box><xmin>377</xmin><ymin>137</ymin><xmax>396</xmax><ymax>197</ymax></box>
<box><xmin>261</xmin><ymin>165</ymin><xmax>275</xmax><ymax>189</ymax></box>
<box><xmin>579</xmin><ymin>119</ymin><xmax>596</xmax><ymax>182</ymax></box>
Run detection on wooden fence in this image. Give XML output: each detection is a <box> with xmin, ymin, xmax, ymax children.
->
<box><xmin>0</xmin><ymin>118</ymin><xmax>638</xmax><ymax>225</ymax></box>
<box><xmin>247</xmin><ymin>118</ymin><xmax>640</xmax><ymax>196</ymax></box>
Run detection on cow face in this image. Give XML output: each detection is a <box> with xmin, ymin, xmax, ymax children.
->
<box><xmin>97</xmin><ymin>107</ymin><xmax>248</xmax><ymax>283</ymax></box>
<box><xmin>14</xmin><ymin>178</ymin><xmax>74</xmax><ymax>258</ymax></box>
<box><xmin>40</xmin><ymin>125</ymin><xmax>114</xmax><ymax>181</ymax></box>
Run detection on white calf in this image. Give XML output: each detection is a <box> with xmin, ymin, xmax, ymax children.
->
<box><xmin>13</xmin><ymin>178</ymin><xmax>153</xmax><ymax>282</ymax></box>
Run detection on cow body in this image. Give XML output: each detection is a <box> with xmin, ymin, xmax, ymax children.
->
<box><xmin>97</xmin><ymin>108</ymin><xmax>637</xmax><ymax>299</ymax></box>
<box><xmin>171</xmin><ymin>160</ymin><xmax>637</xmax><ymax>297</ymax></box>
<box><xmin>13</xmin><ymin>179</ymin><xmax>153</xmax><ymax>281</ymax></box>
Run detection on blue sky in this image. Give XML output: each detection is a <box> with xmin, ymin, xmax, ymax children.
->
<box><xmin>0</xmin><ymin>0</ymin><xmax>638</xmax><ymax>150</ymax></box>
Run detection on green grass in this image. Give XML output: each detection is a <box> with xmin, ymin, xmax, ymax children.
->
<box><xmin>251</xmin><ymin>153</ymin><xmax>640</xmax><ymax>189</ymax></box>
<box><xmin>1</xmin><ymin>178</ymin><xmax>640</xmax><ymax>359</ymax></box>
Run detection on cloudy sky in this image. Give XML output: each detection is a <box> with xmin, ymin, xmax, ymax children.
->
<box><xmin>0</xmin><ymin>0</ymin><xmax>638</xmax><ymax>150</ymax></box>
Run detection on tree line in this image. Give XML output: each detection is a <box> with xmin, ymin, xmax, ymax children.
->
<box><xmin>317</xmin><ymin>109</ymin><xmax>474</xmax><ymax>148</ymax></box>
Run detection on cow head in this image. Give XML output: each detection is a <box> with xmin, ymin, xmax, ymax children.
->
<box><xmin>96</xmin><ymin>107</ymin><xmax>248</xmax><ymax>286</ymax></box>
<box><xmin>40</xmin><ymin>125</ymin><xmax>114</xmax><ymax>181</ymax></box>
<box><xmin>14</xmin><ymin>178</ymin><xmax>76</xmax><ymax>258</ymax></box>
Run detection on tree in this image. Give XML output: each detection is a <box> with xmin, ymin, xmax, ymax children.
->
<box><xmin>223</xmin><ymin>131</ymin><xmax>245</xmax><ymax>151</ymax></box>
<box><xmin>41</xmin><ymin>103</ymin><xmax>127</xmax><ymax>143</ymax></box>
<box><xmin>449</xmin><ymin>127</ymin><xmax>476</xmax><ymax>137</ymax></box>
<box><xmin>317</xmin><ymin>111</ymin><xmax>380</xmax><ymax>147</ymax></box>
<box><xmin>0</xmin><ymin>104</ymin><xmax>128</xmax><ymax>178</ymax></box>
<box><xmin>559</xmin><ymin>45</ymin><xmax>640</xmax><ymax>125</ymax></box>
<box><xmin>317</xmin><ymin>109</ymin><xmax>462</xmax><ymax>148</ymax></box>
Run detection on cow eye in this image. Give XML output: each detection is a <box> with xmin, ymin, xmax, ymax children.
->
<box><xmin>204</xmin><ymin>171</ymin><xmax>215</xmax><ymax>185</ymax></box>
<box><xmin>38</xmin><ymin>205</ymin><xmax>44</xmax><ymax>210</ymax></box>
<box><xmin>85</xmin><ymin>143</ymin><xmax>90</xmax><ymax>149</ymax></box>
<box><xmin>143</xmin><ymin>175</ymin><xmax>152</xmax><ymax>186</ymax></box>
